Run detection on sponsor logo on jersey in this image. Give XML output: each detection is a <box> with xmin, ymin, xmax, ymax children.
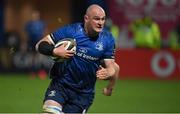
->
<box><xmin>79</xmin><ymin>48</ymin><xmax>87</xmax><ymax>53</ymax></box>
<box><xmin>76</xmin><ymin>48</ymin><xmax>99</xmax><ymax>61</ymax></box>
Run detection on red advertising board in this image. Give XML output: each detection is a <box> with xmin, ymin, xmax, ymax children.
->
<box><xmin>115</xmin><ymin>49</ymin><xmax>180</xmax><ymax>80</ymax></box>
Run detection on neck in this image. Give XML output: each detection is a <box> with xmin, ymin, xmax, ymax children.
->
<box><xmin>84</xmin><ymin>24</ymin><xmax>98</xmax><ymax>37</ymax></box>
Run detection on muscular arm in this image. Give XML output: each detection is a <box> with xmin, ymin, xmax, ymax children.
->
<box><xmin>36</xmin><ymin>35</ymin><xmax>53</xmax><ymax>48</ymax></box>
<box><xmin>96</xmin><ymin>60</ymin><xmax>120</xmax><ymax>96</ymax></box>
<box><xmin>103</xmin><ymin>62</ymin><xmax>119</xmax><ymax>96</ymax></box>
<box><xmin>36</xmin><ymin>35</ymin><xmax>75</xmax><ymax>58</ymax></box>
<box><xmin>96</xmin><ymin>60</ymin><xmax>115</xmax><ymax>80</ymax></box>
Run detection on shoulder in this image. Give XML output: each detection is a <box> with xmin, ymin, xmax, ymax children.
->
<box><xmin>61</xmin><ymin>23</ymin><xmax>82</xmax><ymax>29</ymax></box>
<box><xmin>101</xmin><ymin>28</ymin><xmax>115</xmax><ymax>41</ymax></box>
<box><xmin>100</xmin><ymin>29</ymin><xmax>115</xmax><ymax>49</ymax></box>
<box><xmin>58</xmin><ymin>23</ymin><xmax>82</xmax><ymax>33</ymax></box>
<box><xmin>52</xmin><ymin>23</ymin><xmax>83</xmax><ymax>38</ymax></box>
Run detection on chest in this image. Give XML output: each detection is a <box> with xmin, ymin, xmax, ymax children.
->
<box><xmin>75</xmin><ymin>37</ymin><xmax>106</xmax><ymax>60</ymax></box>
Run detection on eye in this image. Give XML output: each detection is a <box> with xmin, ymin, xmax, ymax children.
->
<box><xmin>93</xmin><ymin>17</ymin><xmax>100</xmax><ymax>21</ymax></box>
<box><xmin>102</xmin><ymin>17</ymin><xmax>105</xmax><ymax>21</ymax></box>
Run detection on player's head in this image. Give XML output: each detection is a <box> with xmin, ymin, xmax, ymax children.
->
<box><xmin>84</xmin><ymin>4</ymin><xmax>106</xmax><ymax>37</ymax></box>
<box><xmin>31</xmin><ymin>10</ymin><xmax>40</xmax><ymax>21</ymax></box>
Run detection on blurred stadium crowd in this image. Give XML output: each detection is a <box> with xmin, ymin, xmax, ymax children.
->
<box><xmin>0</xmin><ymin>0</ymin><xmax>179</xmax><ymax>78</ymax></box>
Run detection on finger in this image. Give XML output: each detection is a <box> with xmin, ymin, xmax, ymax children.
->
<box><xmin>96</xmin><ymin>74</ymin><xmax>102</xmax><ymax>78</ymax></box>
<box><xmin>96</xmin><ymin>69</ymin><xmax>105</xmax><ymax>74</ymax></box>
<box><xmin>96</xmin><ymin>72</ymin><xmax>104</xmax><ymax>77</ymax></box>
<box><xmin>65</xmin><ymin>54</ymin><xmax>75</xmax><ymax>58</ymax></box>
<box><xmin>96</xmin><ymin>69</ymin><xmax>102</xmax><ymax>74</ymax></box>
<box><xmin>97</xmin><ymin>75</ymin><xmax>107</xmax><ymax>80</ymax></box>
<box><xmin>66</xmin><ymin>50</ymin><xmax>75</xmax><ymax>54</ymax></box>
<box><xmin>100</xmin><ymin>75</ymin><xmax>109</xmax><ymax>80</ymax></box>
<box><xmin>66</xmin><ymin>53</ymin><xmax>75</xmax><ymax>57</ymax></box>
<box><xmin>97</xmin><ymin>71</ymin><xmax>106</xmax><ymax>76</ymax></box>
<box><xmin>99</xmin><ymin>65</ymin><xmax>104</xmax><ymax>69</ymax></box>
<box><xmin>96</xmin><ymin>70</ymin><xmax>101</xmax><ymax>75</ymax></box>
<box><xmin>96</xmin><ymin>69</ymin><xmax>103</xmax><ymax>74</ymax></box>
<box><xmin>97</xmin><ymin>77</ymin><xmax>105</xmax><ymax>80</ymax></box>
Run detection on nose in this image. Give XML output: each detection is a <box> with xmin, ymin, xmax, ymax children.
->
<box><xmin>99</xmin><ymin>19</ymin><xmax>104</xmax><ymax>25</ymax></box>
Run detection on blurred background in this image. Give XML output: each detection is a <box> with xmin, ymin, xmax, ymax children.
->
<box><xmin>0</xmin><ymin>0</ymin><xmax>180</xmax><ymax>113</ymax></box>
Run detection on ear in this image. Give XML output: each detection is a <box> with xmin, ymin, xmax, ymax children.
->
<box><xmin>84</xmin><ymin>15</ymin><xmax>88</xmax><ymax>22</ymax></box>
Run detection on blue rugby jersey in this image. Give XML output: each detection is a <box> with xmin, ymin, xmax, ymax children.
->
<box><xmin>25</xmin><ymin>20</ymin><xmax>45</xmax><ymax>44</ymax></box>
<box><xmin>49</xmin><ymin>23</ymin><xmax>115</xmax><ymax>93</ymax></box>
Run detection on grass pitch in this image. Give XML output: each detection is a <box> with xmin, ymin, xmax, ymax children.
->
<box><xmin>0</xmin><ymin>73</ymin><xmax>180</xmax><ymax>113</ymax></box>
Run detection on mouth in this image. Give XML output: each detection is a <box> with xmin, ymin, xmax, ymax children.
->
<box><xmin>98</xmin><ymin>24</ymin><xmax>102</xmax><ymax>27</ymax></box>
<box><xmin>97</xmin><ymin>26</ymin><xmax>103</xmax><ymax>29</ymax></box>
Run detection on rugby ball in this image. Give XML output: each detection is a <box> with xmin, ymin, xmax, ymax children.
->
<box><xmin>51</xmin><ymin>38</ymin><xmax>76</xmax><ymax>62</ymax></box>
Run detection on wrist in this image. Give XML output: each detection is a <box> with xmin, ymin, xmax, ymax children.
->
<box><xmin>38</xmin><ymin>41</ymin><xmax>54</xmax><ymax>56</ymax></box>
<box><xmin>107</xmin><ymin>68</ymin><xmax>115</xmax><ymax>78</ymax></box>
<box><xmin>52</xmin><ymin>47</ymin><xmax>59</xmax><ymax>57</ymax></box>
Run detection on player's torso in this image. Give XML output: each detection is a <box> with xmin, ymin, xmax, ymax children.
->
<box><xmin>63</xmin><ymin>24</ymin><xmax>108</xmax><ymax>80</ymax></box>
<box><xmin>50</xmin><ymin>23</ymin><xmax>111</xmax><ymax>93</ymax></box>
<box><xmin>74</xmin><ymin>31</ymin><xmax>106</xmax><ymax>62</ymax></box>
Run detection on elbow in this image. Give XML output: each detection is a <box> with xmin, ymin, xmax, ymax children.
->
<box><xmin>35</xmin><ymin>40</ymin><xmax>42</xmax><ymax>52</ymax></box>
<box><xmin>35</xmin><ymin>42</ymin><xmax>39</xmax><ymax>52</ymax></box>
<box><xmin>115</xmin><ymin>63</ymin><xmax>120</xmax><ymax>73</ymax></box>
<box><xmin>114</xmin><ymin>62</ymin><xmax>120</xmax><ymax>79</ymax></box>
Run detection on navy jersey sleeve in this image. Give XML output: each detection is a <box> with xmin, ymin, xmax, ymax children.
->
<box><xmin>102</xmin><ymin>33</ymin><xmax>115</xmax><ymax>59</ymax></box>
<box><xmin>49</xmin><ymin>24</ymin><xmax>75</xmax><ymax>44</ymax></box>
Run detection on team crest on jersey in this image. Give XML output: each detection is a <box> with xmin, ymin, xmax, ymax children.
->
<box><xmin>48</xmin><ymin>90</ymin><xmax>56</xmax><ymax>97</ymax></box>
<box><xmin>95</xmin><ymin>42</ymin><xmax>103</xmax><ymax>51</ymax></box>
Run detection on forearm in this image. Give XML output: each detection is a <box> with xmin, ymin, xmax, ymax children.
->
<box><xmin>106</xmin><ymin>67</ymin><xmax>115</xmax><ymax>78</ymax></box>
<box><xmin>37</xmin><ymin>41</ymin><xmax>54</xmax><ymax>55</ymax></box>
<box><xmin>103</xmin><ymin>67</ymin><xmax>118</xmax><ymax>96</ymax></box>
<box><xmin>98</xmin><ymin>61</ymin><xmax>120</xmax><ymax>96</ymax></box>
<box><xmin>107</xmin><ymin>76</ymin><xmax>116</xmax><ymax>89</ymax></box>
<box><xmin>106</xmin><ymin>63</ymin><xmax>119</xmax><ymax>89</ymax></box>
<box><xmin>36</xmin><ymin>35</ymin><xmax>54</xmax><ymax>56</ymax></box>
